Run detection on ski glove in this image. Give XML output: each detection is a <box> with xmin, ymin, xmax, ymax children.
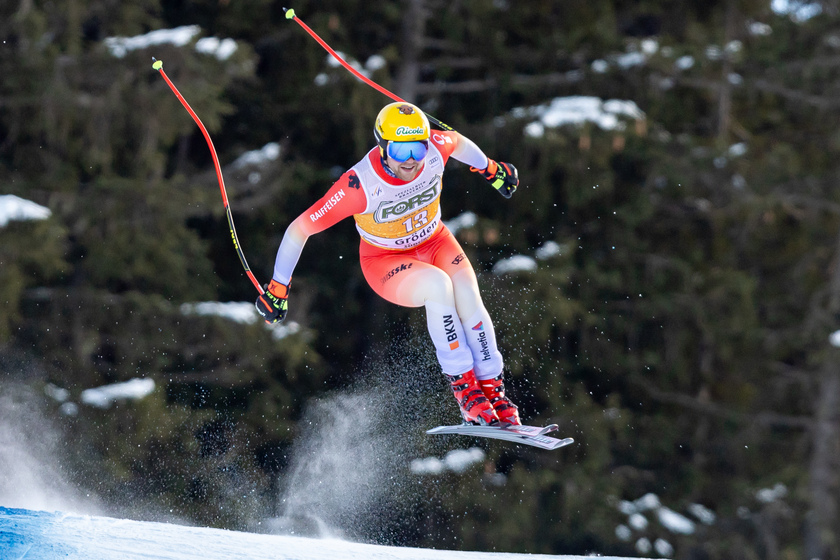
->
<box><xmin>256</xmin><ymin>279</ymin><xmax>290</xmax><ymax>324</ymax></box>
<box><xmin>470</xmin><ymin>159</ymin><xmax>518</xmax><ymax>199</ymax></box>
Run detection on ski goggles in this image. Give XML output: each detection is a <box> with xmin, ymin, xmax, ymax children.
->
<box><xmin>386</xmin><ymin>140</ymin><xmax>429</xmax><ymax>162</ymax></box>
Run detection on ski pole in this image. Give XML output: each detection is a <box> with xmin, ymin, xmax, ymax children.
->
<box><xmin>283</xmin><ymin>7</ymin><xmax>455</xmax><ymax>132</ymax></box>
<box><xmin>151</xmin><ymin>58</ymin><xmax>264</xmax><ymax>296</ymax></box>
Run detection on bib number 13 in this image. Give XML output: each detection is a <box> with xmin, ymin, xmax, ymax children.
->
<box><xmin>402</xmin><ymin>211</ymin><xmax>429</xmax><ymax>233</ymax></box>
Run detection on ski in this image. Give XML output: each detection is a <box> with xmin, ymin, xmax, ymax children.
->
<box><xmin>426</xmin><ymin>423</ymin><xmax>575</xmax><ymax>451</ymax></box>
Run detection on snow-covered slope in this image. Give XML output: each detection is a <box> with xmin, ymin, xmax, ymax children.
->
<box><xmin>0</xmin><ymin>507</ymin><xmax>632</xmax><ymax>560</ymax></box>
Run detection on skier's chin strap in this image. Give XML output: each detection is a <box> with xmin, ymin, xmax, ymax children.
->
<box><xmin>380</xmin><ymin>156</ymin><xmax>399</xmax><ymax>179</ymax></box>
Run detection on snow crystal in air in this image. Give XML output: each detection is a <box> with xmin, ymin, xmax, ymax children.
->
<box><xmin>80</xmin><ymin>378</ymin><xmax>155</xmax><ymax>409</ymax></box>
<box><xmin>104</xmin><ymin>26</ymin><xmax>201</xmax><ymax>58</ymax></box>
<box><xmin>0</xmin><ymin>195</ymin><xmax>51</xmax><ymax>227</ymax></box>
<box><xmin>830</xmin><ymin>330</ymin><xmax>840</xmax><ymax>347</ymax></box>
<box><xmin>492</xmin><ymin>255</ymin><xmax>537</xmax><ymax>275</ymax></box>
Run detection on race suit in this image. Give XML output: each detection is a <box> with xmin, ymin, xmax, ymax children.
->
<box><xmin>270</xmin><ymin>130</ymin><xmax>503</xmax><ymax>378</ymax></box>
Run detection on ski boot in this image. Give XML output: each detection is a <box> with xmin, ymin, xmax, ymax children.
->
<box><xmin>479</xmin><ymin>374</ymin><xmax>521</xmax><ymax>425</ymax></box>
<box><xmin>446</xmin><ymin>369</ymin><xmax>499</xmax><ymax>425</ymax></box>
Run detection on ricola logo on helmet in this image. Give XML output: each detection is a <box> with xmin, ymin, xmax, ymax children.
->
<box><xmin>395</xmin><ymin>126</ymin><xmax>425</xmax><ymax>136</ymax></box>
<box><xmin>374</xmin><ymin>102</ymin><xmax>431</xmax><ymax>147</ymax></box>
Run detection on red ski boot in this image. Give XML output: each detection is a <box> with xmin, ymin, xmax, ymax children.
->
<box><xmin>446</xmin><ymin>369</ymin><xmax>499</xmax><ymax>425</ymax></box>
<box><xmin>479</xmin><ymin>374</ymin><xmax>521</xmax><ymax>425</ymax></box>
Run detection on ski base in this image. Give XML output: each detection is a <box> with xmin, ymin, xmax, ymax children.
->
<box><xmin>426</xmin><ymin>423</ymin><xmax>574</xmax><ymax>450</ymax></box>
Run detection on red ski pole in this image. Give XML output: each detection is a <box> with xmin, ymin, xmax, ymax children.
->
<box><xmin>283</xmin><ymin>7</ymin><xmax>455</xmax><ymax>132</ymax></box>
<box><xmin>152</xmin><ymin>58</ymin><xmax>264</xmax><ymax>295</ymax></box>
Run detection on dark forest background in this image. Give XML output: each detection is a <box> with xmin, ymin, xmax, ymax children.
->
<box><xmin>4</xmin><ymin>0</ymin><xmax>840</xmax><ymax>558</ymax></box>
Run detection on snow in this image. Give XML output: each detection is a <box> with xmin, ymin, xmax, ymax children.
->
<box><xmin>628</xmin><ymin>512</ymin><xmax>648</xmax><ymax>530</ymax></box>
<box><xmin>231</xmin><ymin>142</ymin><xmax>281</xmax><ymax>169</ymax></box>
<box><xmin>654</xmin><ymin>538</ymin><xmax>675</xmax><ymax>557</ymax></box>
<box><xmin>635</xmin><ymin>537</ymin><xmax>652</xmax><ymax>554</ymax></box>
<box><xmin>410</xmin><ymin>447</ymin><xmax>486</xmax><ymax>475</ymax></box>
<box><xmin>104</xmin><ymin>25</ymin><xmax>238</xmax><ymax>60</ymax></box>
<box><xmin>318</xmin><ymin>51</ymin><xmax>385</xmax><ymax>83</ymax></box>
<box><xmin>535</xmin><ymin>241</ymin><xmax>563</xmax><ymax>260</ymax></box>
<box><xmin>749</xmin><ymin>21</ymin><xmax>773</xmax><ymax>36</ymax></box>
<box><xmin>771</xmin><ymin>0</ymin><xmax>822</xmax><ymax>21</ymax></box>
<box><xmin>365</xmin><ymin>55</ymin><xmax>387</xmax><ymax>72</ymax></box>
<box><xmin>180</xmin><ymin>301</ymin><xmax>302</xmax><ymax>340</ymax></box>
<box><xmin>105</xmin><ymin>25</ymin><xmax>201</xmax><ymax>58</ymax></box>
<box><xmin>492</xmin><ymin>255</ymin><xmax>538</xmax><ymax>275</ymax></box>
<box><xmin>44</xmin><ymin>384</ymin><xmax>70</xmax><ymax>403</ymax></box>
<box><xmin>615</xmin><ymin>524</ymin><xmax>632</xmax><ymax>541</ymax></box>
<box><xmin>656</xmin><ymin>507</ymin><xmax>696</xmax><ymax>535</ymax></box>
<box><xmin>0</xmin><ymin>194</ymin><xmax>51</xmax><ymax>227</ymax></box>
<box><xmin>0</xmin><ymin>507</ymin><xmax>639</xmax><ymax>560</ymax></box>
<box><xmin>728</xmin><ymin>143</ymin><xmax>748</xmax><ymax>157</ymax></box>
<box><xmin>615</xmin><ymin>51</ymin><xmax>646</xmax><ymax>68</ymax></box>
<box><xmin>614</xmin><ymin>493</ymin><xmax>708</xmax><ymax>543</ymax></box>
<box><xmin>80</xmin><ymin>378</ymin><xmax>156</xmax><ymax>409</ymax></box>
<box><xmin>517</xmin><ymin>96</ymin><xmax>645</xmax><ymax>138</ymax></box>
<box><xmin>591</xmin><ymin>59</ymin><xmax>609</xmax><ymax>73</ymax></box>
<box><xmin>195</xmin><ymin>36</ymin><xmax>238</xmax><ymax>60</ymax></box>
<box><xmin>675</xmin><ymin>55</ymin><xmax>695</xmax><ymax>70</ymax></box>
<box><xmin>688</xmin><ymin>503</ymin><xmax>716</xmax><ymax>525</ymax></box>
<box><xmin>444</xmin><ymin>211</ymin><xmax>477</xmax><ymax>235</ymax></box>
<box><xmin>181</xmin><ymin>301</ymin><xmax>259</xmax><ymax>324</ymax></box>
<box><xmin>828</xmin><ymin>329</ymin><xmax>840</xmax><ymax>347</ymax></box>
<box><xmin>756</xmin><ymin>482</ymin><xmax>788</xmax><ymax>503</ymax></box>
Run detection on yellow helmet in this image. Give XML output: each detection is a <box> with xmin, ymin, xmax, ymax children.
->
<box><xmin>374</xmin><ymin>102</ymin><xmax>430</xmax><ymax>148</ymax></box>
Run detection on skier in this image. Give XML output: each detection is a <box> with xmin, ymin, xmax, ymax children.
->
<box><xmin>256</xmin><ymin>102</ymin><xmax>521</xmax><ymax>426</ymax></box>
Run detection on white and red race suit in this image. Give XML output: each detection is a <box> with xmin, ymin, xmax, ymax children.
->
<box><xmin>270</xmin><ymin>130</ymin><xmax>503</xmax><ymax>378</ymax></box>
